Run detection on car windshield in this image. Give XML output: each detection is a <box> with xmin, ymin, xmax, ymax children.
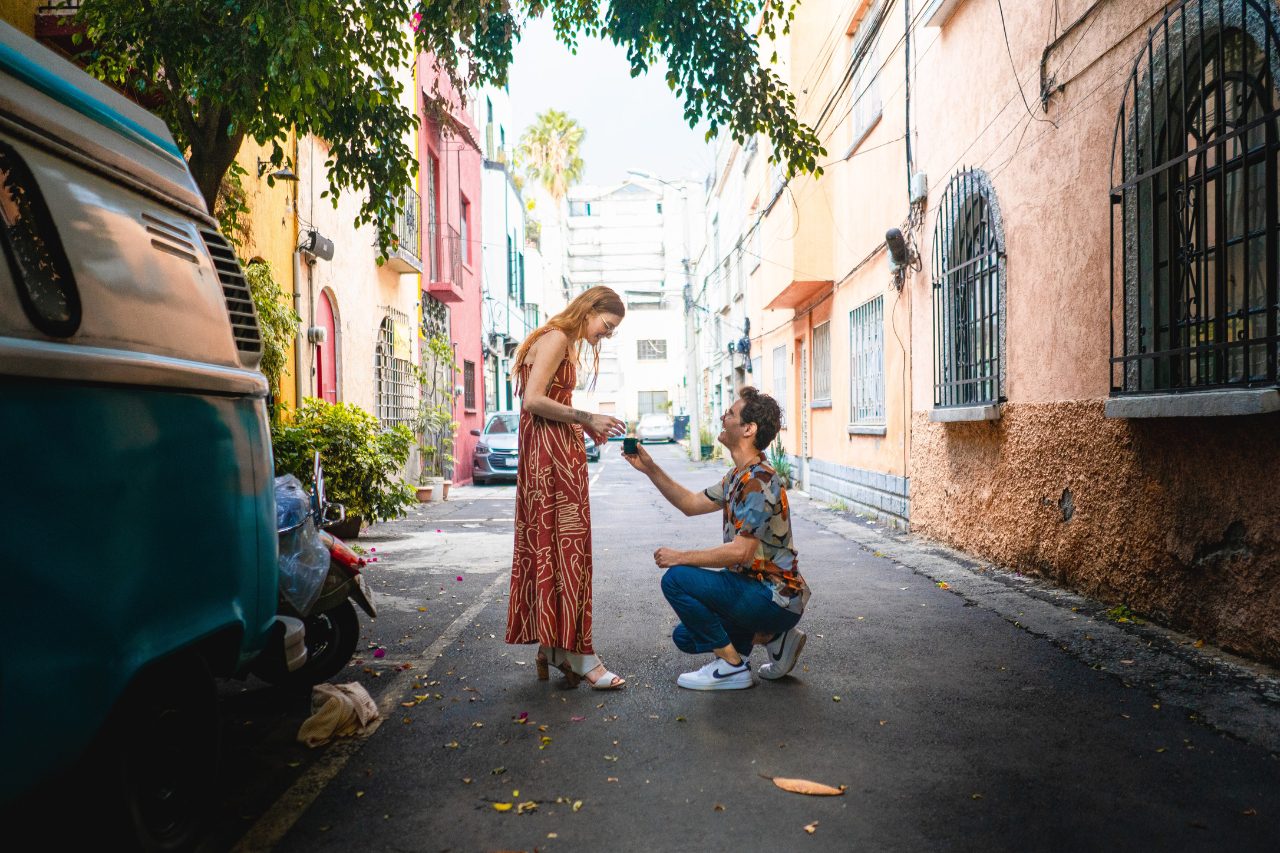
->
<box><xmin>640</xmin><ymin>414</ymin><xmax>670</xmax><ymax>425</ymax></box>
<box><xmin>484</xmin><ymin>414</ymin><xmax>519</xmax><ymax>434</ymax></box>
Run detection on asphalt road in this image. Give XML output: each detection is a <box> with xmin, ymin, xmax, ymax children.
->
<box><xmin>195</xmin><ymin>441</ymin><xmax>1280</xmax><ymax>852</ymax></box>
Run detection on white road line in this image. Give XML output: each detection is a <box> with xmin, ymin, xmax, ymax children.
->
<box><xmin>231</xmin><ymin>571</ymin><xmax>510</xmax><ymax>853</ymax></box>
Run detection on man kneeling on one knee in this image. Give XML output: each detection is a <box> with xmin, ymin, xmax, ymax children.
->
<box><xmin>623</xmin><ymin>387</ymin><xmax>810</xmax><ymax>690</ymax></box>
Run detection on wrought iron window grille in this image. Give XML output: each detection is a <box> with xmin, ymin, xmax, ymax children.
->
<box><xmin>375</xmin><ymin>311</ymin><xmax>415</xmax><ymax>429</ymax></box>
<box><xmin>931</xmin><ymin>168</ymin><xmax>1007</xmax><ymax>409</ymax></box>
<box><xmin>1110</xmin><ymin>0</ymin><xmax>1280</xmax><ymax>396</ymax></box>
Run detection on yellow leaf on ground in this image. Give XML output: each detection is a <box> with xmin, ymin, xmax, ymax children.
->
<box><xmin>769</xmin><ymin>777</ymin><xmax>847</xmax><ymax>796</ymax></box>
<box><xmin>517</xmin><ymin>801</ymin><xmax>538</xmax><ymax>814</ymax></box>
<box><xmin>804</xmin><ymin>821</ymin><xmax>819</xmax><ymax>834</ymax></box>
<box><xmin>492</xmin><ymin>802</ymin><xmax>513</xmax><ymax>812</ymax></box>
<box><xmin>572</xmin><ymin>800</ymin><xmax>583</xmax><ymax>812</ymax></box>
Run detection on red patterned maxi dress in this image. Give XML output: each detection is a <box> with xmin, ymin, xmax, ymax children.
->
<box><xmin>505</xmin><ymin>355</ymin><xmax>594</xmax><ymax>654</ymax></box>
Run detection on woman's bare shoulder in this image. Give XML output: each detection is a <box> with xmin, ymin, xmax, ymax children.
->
<box><xmin>530</xmin><ymin>329</ymin><xmax>569</xmax><ymax>359</ymax></box>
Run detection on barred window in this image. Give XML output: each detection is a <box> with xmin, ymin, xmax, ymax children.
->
<box><xmin>637</xmin><ymin>339</ymin><xmax>667</xmax><ymax>360</ymax></box>
<box><xmin>1110</xmin><ymin>0</ymin><xmax>1280</xmax><ymax>395</ymax></box>
<box><xmin>932</xmin><ymin>168</ymin><xmax>1005</xmax><ymax>408</ymax></box>
<box><xmin>850</xmin><ymin>296</ymin><xmax>885</xmax><ymax>424</ymax></box>
<box><xmin>772</xmin><ymin>344</ymin><xmax>788</xmax><ymax>425</ymax></box>
<box><xmin>374</xmin><ymin>315</ymin><xmax>415</xmax><ymax>428</ymax></box>
<box><xmin>463</xmin><ymin>359</ymin><xmax>476</xmax><ymax>410</ymax></box>
<box><xmin>811</xmin><ymin>321</ymin><xmax>832</xmax><ymax>403</ymax></box>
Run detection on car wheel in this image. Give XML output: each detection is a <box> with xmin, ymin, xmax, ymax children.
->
<box><xmin>94</xmin><ymin>656</ymin><xmax>219</xmax><ymax>852</ymax></box>
<box><xmin>474</xmin><ymin>476</ymin><xmax>488</xmax><ymax>485</ymax></box>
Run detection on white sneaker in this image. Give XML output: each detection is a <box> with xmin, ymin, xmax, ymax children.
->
<box><xmin>758</xmin><ymin>628</ymin><xmax>806</xmax><ymax>681</ymax></box>
<box><xmin>676</xmin><ymin>658</ymin><xmax>754</xmax><ymax>691</ymax></box>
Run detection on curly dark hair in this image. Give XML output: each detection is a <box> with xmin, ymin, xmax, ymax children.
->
<box><xmin>738</xmin><ymin>386</ymin><xmax>781</xmax><ymax>450</ymax></box>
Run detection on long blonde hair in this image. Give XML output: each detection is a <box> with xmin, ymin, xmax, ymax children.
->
<box><xmin>511</xmin><ymin>285</ymin><xmax>625</xmax><ymax>392</ymax></box>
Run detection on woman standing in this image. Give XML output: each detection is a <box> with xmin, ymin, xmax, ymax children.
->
<box><xmin>505</xmin><ymin>286</ymin><xmax>627</xmax><ymax>689</ymax></box>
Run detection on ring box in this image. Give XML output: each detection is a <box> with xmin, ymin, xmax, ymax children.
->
<box><xmin>623</xmin><ymin>437</ymin><xmax>639</xmax><ymax>455</ymax></box>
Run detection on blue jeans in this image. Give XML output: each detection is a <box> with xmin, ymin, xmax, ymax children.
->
<box><xmin>661</xmin><ymin>565</ymin><xmax>801</xmax><ymax>657</ymax></box>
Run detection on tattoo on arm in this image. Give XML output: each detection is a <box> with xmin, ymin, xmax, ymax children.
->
<box><xmin>570</xmin><ymin>409</ymin><xmax>591</xmax><ymax>425</ymax></box>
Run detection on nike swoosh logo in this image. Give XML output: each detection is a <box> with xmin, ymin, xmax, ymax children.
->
<box><xmin>712</xmin><ymin>666</ymin><xmax>747</xmax><ymax>679</ymax></box>
<box><xmin>771</xmin><ymin>636</ymin><xmax>786</xmax><ymax>661</ymax></box>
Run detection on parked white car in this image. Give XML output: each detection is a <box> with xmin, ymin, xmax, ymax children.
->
<box><xmin>637</xmin><ymin>413</ymin><xmax>675</xmax><ymax>443</ymax></box>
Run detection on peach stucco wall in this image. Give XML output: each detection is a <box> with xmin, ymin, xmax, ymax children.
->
<box><xmin>908</xmin><ymin>0</ymin><xmax>1280</xmax><ymax>663</ymax></box>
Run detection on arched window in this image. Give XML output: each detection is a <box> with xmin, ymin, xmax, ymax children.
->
<box><xmin>1111</xmin><ymin>0</ymin><xmax>1280</xmax><ymax>395</ymax></box>
<box><xmin>931</xmin><ymin>168</ymin><xmax>1006</xmax><ymax>409</ymax></box>
<box><xmin>374</xmin><ymin>313</ymin><xmax>414</xmax><ymax>427</ymax></box>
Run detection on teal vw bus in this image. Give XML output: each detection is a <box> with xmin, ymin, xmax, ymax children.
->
<box><xmin>0</xmin><ymin>22</ymin><xmax>287</xmax><ymax>847</ymax></box>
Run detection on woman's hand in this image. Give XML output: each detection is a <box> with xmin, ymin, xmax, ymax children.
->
<box><xmin>588</xmin><ymin>413</ymin><xmax>625</xmax><ymax>440</ymax></box>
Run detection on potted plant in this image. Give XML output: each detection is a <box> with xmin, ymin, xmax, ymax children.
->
<box><xmin>698</xmin><ymin>425</ymin><xmax>716</xmax><ymax>460</ymax></box>
<box><xmin>414</xmin><ymin>401</ymin><xmax>456</xmax><ymax>502</ymax></box>
<box><xmin>271</xmin><ymin>399</ymin><xmax>417</xmax><ymax>536</ymax></box>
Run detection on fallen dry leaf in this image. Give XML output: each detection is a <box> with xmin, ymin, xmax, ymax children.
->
<box><xmin>713</xmin><ymin>803</ymin><xmax>725</xmax><ymax>811</ymax></box>
<box><xmin>766</xmin><ymin>776</ymin><xmax>847</xmax><ymax>796</ymax></box>
<box><xmin>517</xmin><ymin>801</ymin><xmax>538</xmax><ymax>814</ymax></box>
<box><xmin>572</xmin><ymin>800</ymin><xmax>584</xmax><ymax>812</ymax></box>
<box><xmin>804</xmin><ymin>821</ymin><xmax>819</xmax><ymax>834</ymax></box>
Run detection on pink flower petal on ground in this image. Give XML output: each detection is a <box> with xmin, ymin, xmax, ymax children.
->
<box><xmin>436</xmin><ymin>529</ymin><xmax>443</xmax><ymax>533</ymax></box>
<box><xmin>456</xmin><ymin>576</ymin><xmax>463</xmax><ymax>582</ymax></box>
<box><xmin>519</xmin><ymin>711</ymin><xmax>528</xmax><ymax>721</ymax></box>
<box><xmin>373</xmin><ymin>648</ymin><xmax>385</xmax><ymax>659</ymax></box>
<box><xmin>571</xmin><ymin>715</ymin><xmax>586</xmax><ymax>722</ymax></box>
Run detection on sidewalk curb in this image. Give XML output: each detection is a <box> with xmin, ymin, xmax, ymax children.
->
<box><xmin>800</xmin><ymin>499</ymin><xmax>1280</xmax><ymax>756</ymax></box>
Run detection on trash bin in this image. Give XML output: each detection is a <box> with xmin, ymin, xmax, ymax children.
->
<box><xmin>673</xmin><ymin>414</ymin><xmax>690</xmax><ymax>441</ymax></box>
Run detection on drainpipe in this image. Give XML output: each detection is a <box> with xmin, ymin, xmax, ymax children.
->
<box><xmin>292</xmin><ymin>132</ymin><xmax>306</xmax><ymax>408</ymax></box>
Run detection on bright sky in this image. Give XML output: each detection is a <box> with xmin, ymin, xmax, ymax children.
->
<box><xmin>507</xmin><ymin>18</ymin><xmax>713</xmax><ymax>187</ymax></box>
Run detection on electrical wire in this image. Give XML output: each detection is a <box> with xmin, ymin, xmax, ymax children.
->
<box><xmin>995</xmin><ymin>0</ymin><xmax>1057</xmax><ymax>128</ymax></box>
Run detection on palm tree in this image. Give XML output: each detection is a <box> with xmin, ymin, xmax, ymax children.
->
<box><xmin>516</xmin><ymin>109</ymin><xmax>585</xmax><ymax>209</ymax></box>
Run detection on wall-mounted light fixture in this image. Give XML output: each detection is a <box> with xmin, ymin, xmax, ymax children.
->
<box><xmin>257</xmin><ymin>157</ymin><xmax>299</xmax><ymax>182</ymax></box>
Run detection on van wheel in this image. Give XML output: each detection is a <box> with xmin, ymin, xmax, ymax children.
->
<box><xmin>260</xmin><ymin>600</ymin><xmax>360</xmax><ymax>688</ymax></box>
<box><xmin>104</xmin><ymin>658</ymin><xmax>219</xmax><ymax>852</ymax></box>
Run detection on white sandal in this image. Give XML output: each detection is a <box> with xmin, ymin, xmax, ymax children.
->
<box><xmin>572</xmin><ymin>653</ymin><xmax>626</xmax><ymax>690</ymax></box>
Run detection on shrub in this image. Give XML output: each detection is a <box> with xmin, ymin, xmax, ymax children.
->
<box><xmin>272</xmin><ymin>399</ymin><xmax>416</xmax><ymax>523</ymax></box>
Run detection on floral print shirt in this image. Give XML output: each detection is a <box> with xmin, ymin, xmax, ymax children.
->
<box><xmin>704</xmin><ymin>453</ymin><xmax>810</xmax><ymax>615</ymax></box>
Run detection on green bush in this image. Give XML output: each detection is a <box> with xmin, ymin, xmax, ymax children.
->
<box><xmin>271</xmin><ymin>399</ymin><xmax>416</xmax><ymax>523</ymax></box>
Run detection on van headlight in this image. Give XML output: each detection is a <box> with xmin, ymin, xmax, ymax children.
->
<box><xmin>475</xmin><ymin>442</ymin><xmax>490</xmax><ymax>455</ymax></box>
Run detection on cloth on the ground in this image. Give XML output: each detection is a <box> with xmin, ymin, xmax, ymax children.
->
<box><xmin>297</xmin><ymin>682</ymin><xmax>380</xmax><ymax>747</ymax></box>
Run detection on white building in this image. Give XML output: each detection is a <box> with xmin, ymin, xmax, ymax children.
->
<box><xmin>475</xmin><ymin>85</ymin><xmax>531</xmax><ymax>414</ymax></box>
<box><xmin>563</xmin><ymin>176</ymin><xmax>704</xmax><ymax>428</ymax></box>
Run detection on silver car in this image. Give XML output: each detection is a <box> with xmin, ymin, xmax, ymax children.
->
<box><xmin>637</xmin><ymin>412</ymin><xmax>675</xmax><ymax>443</ymax></box>
<box><xmin>471</xmin><ymin>411</ymin><xmax>519</xmax><ymax>484</ymax></box>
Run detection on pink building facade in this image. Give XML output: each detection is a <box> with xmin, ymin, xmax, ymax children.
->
<box><xmin>417</xmin><ymin>57</ymin><xmax>485</xmax><ymax>485</ymax></box>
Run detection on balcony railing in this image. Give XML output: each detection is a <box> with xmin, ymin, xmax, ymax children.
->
<box><xmin>385</xmin><ymin>184</ymin><xmax>422</xmax><ymax>274</ymax></box>
<box><xmin>426</xmin><ymin>225</ymin><xmax>464</xmax><ymax>303</ymax></box>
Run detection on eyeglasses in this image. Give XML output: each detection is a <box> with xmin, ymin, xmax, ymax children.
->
<box><xmin>601</xmin><ymin>318</ymin><xmax>616</xmax><ymax>337</ymax></box>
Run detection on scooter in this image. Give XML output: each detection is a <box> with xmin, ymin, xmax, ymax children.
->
<box><xmin>255</xmin><ymin>455</ymin><xmax>377</xmax><ymax>688</ymax></box>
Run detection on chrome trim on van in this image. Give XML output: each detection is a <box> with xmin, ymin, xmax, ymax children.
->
<box><xmin>0</xmin><ymin>338</ymin><xmax>270</xmax><ymax>398</ymax></box>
